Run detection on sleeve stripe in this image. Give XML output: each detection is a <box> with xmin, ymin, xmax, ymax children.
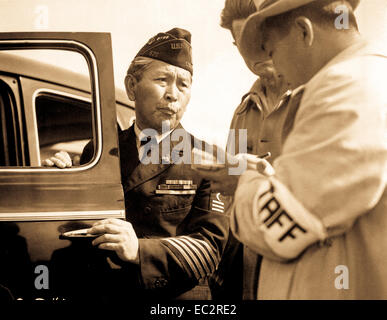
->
<box><xmin>163</xmin><ymin>238</ymin><xmax>204</xmax><ymax>279</ymax></box>
<box><xmin>177</xmin><ymin>237</ymin><xmax>212</xmax><ymax>275</ymax></box>
<box><xmin>211</xmin><ymin>207</ymin><xmax>225</xmax><ymax>213</ymax></box>
<box><xmin>180</xmin><ymin>236</ymin><xmax>217</xmax><ymax>270</ymax></box>
<box><xmin>180</xmin><ymin>236</ymin><xmax>218</xmax><ymax>270</ymax></box>
<box><xmin>212</xmin><ymin>203</ymin><xmax>225</xmax><ymax>210</ymax></box>
<box><xmin>212</xmin><ymin>200</ymin><xmax>224</xmax><ymax>206</ymax></box>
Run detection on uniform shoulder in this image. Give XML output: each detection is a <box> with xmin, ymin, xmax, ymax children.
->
<box><xmin>233</xmin><ymin>78</ymin><xmax>263</xmax><ymax>115</ymax></box>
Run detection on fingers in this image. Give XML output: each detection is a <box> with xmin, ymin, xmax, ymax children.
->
<box><xmin>49</xmin><ymin>157</ymin><xmax>67</xmax><ymax>169</ymax></box>
<box><xmin>41</xmin><ymin>151</ymin><xmax>72</xmax><ymax>168</ymax></box>
<box><xmin>96</xmin><ymin>242</ymin><xmax>121</xmax><ymax>252</ymax></box>
<box><xmin>92</xmin><ymin>233</ymin><xmax>121</xmax><ymax>246</ymax></box>
<box><xmin>89</xmin><ymin>219</ymin><xmax>139</xmax><ymax>263</ymax></box>
<box><xmin>42</xmin><ymin>158</ymin><xmax>54</xmax><ymax>167</ymax></box>
<box><xmin>255</xmin><ymin>159</ymin><xmax>275</xmax><ymax>176</ymax></box>
<box><xmin>88</xmin><ymin>222</ymin><xmax>121</xmax><ymax>235</ymax></box>
<box><xmin>91</xmin><ymin>218</ymin><xmax>127</xmax><ymax>228</ymax></box>
<box><xmin>256</xmin><ymin>160</ymin><xmax>267</xmax><ymax>173</ymax></box>
<box><xmin>54</xmin><ymin>151</ymin><xmax>72</xmax><ymax>168</ymax></box>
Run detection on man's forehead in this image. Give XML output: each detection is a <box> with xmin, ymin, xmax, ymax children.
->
<box><xmin>146</xmin><ymin>60</ymin><xmax>192</xmax><ymax>79</ymax></box>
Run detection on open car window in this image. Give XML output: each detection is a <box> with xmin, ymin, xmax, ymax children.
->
<box><xmin>35</xmin><ymin>92</ymin><xmax>92</xmax><ymax>166</ymax></box>
<box><xmin>0</xmin><ymin>46</ymin><xmax>99</xmax><ymax>169</ymax></box>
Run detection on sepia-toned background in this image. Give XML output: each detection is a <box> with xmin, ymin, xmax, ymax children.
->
<box><xmin>1</xmin><ymin>0</ymin><xmax>386</xmax><ymax>146</ymax></box>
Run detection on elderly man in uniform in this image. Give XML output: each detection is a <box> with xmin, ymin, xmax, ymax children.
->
<box><xmin>209</xmin><ymin>0</ymin><xmax>292</xmax><ymax>300</ymax></box>
<box><xmin>228</xmin><ymin>0</ymin><xmax>387</xmax><ymax>299</ymax></box>
<box><xmin>45</xmin><ymin>28</ymin><xmax>229</xmax><ymax>300</ymax></box>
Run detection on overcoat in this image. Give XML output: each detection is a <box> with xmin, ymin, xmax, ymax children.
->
<box><xmin>231</xmin><ymin>39</ymin><xmax>387</xmax><ymax>299</ymax></box>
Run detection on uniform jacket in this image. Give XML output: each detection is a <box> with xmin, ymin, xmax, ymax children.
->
<box><xmin>231</xmin><ymin>39</ymin><xmax>387</xmax><ymax>299</ymax></box>
<box><xmin>228</xmin><ymin>79</ymin><xmax>292</xmax><ymax>162</ymax></box>
<box><xmin>114</xmin><ymin>123</ymin><xmax>229</xmax><ymax>299</ymax></box>
<box><xmin>211</xmin><ymin>79</ymin><xmax>292</xmax><ymax>300</ymax></box>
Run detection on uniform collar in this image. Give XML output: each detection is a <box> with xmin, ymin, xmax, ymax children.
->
<box><xmin>239</xmin><ymin>76</ymin><xmax>292</xmax><ymax>116</ymax></box>
<box><xmin>242</xmin><ymin>87</ymin><xmax>292</xmax><ymax>116</ymax></box>
<box><xmin>134</xmin><ymin>122</ymin><xmax>173</xmax><ymax>150</ymax></box>
<box><xmin>290</xmin><ymin>86</ymin><xmax>305</xmax><ymax>99</ymax></box>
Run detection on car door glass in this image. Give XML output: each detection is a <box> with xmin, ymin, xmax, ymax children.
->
<box><xmin>35</xmin><ymin>92</ymin><xmax>92</xmax><ymax>166</ymax></box>
<box><xmin>0</xmin><ymin>49</ymin><xmax>96</xmax><ymax>167</ymax></box>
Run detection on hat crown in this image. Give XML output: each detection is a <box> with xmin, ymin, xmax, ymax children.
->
<box><xmin>239</xmin><ymin>0</ymin><xmax>361</xmax><ymax>72</ymax></box>
<box><xmin>135</xmin><ymin>27</ymin><xmax>193</xmax><ymax>75</ymax></box>
<box><xmin>257</xmin><ymin>0</ymin><xmax>359</xmax><ymax>11</ymax></box>
<box><xmin>166</xmin><ymin>27</ymin><xmax>192</xmax><ymax>44</ymax></box>
<box><xmin>258</xmin><ymin>0</ymin><xmax>277</xmax><ymax>10</ymax></box>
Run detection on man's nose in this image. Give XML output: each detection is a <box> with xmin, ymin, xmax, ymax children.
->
<box><xmin>165</xmin><ymin>82</ymin><xmax>178</xmax><ymax>102</ymax></box>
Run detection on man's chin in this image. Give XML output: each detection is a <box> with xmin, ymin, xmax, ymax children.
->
<box><xmin>153</xmin><ymin>119</ymin><xmax>180</xmax><ymax>133</ymax></box>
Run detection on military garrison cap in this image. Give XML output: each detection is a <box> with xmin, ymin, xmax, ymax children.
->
<box><xmin>135</xmin><ymin>27</ymin><xmax>193</xmax><ymax>75</ymax></box>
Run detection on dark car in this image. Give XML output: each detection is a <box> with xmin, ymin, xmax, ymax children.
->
<box><xmin>0</xmin><ymin>32</ymin><xmax>135</xmax><ymax>301</ymax></box>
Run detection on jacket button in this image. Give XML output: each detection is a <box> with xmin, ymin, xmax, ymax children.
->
<box><xmin>154</xmin><ymin>279</ymin><xmax>168</xmax><ymax>288</ymax></box>
<box><xmin>144</xmin><ymin>206</ymin><xmax>151</xmax><ymax>214</ymax></box>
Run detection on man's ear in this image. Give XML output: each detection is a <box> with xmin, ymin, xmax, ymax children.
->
<box><xmin>294</xmin><ymin>16</ymin><xmax>314</xmax><ymax>47</ymax></box>
<box><xmin>125</xmin><ymin>74</ymin><xmax>137</xmax><ymax>101</ymax></box>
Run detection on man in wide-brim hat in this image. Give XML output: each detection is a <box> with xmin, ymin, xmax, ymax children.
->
<box><xmin>229</xmin><ymin>0</ymin><xmax>387</xmax><ymax>299</ymax></box>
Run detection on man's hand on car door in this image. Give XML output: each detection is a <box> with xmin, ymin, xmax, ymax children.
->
<box><xmin>42</xmin><ymin>150</ymin><xmax>73</xmax><ymax>168</ymax></box>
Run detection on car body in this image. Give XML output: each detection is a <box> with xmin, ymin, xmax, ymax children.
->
<box><xmin>0</xmin><ymin>32</ymin><xmax>135</xmax><ymax>301</ymax></box>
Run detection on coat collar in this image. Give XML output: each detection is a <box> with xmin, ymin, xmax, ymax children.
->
<box><xmin>123</xmin><ymin>122</ymin><xmax>193</xmax><ymax>192</ymax></box>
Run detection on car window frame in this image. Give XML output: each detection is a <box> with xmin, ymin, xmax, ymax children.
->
<box><xmin>0</xmin><ymin>39</ymin><xmax>102</xmax><ymax>173</ymax></box>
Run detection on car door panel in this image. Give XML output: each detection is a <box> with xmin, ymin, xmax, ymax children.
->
<box><xmin>0</xmin><ymin>32</ymin><xmax>126</xmax><ymax>301</ymax></box>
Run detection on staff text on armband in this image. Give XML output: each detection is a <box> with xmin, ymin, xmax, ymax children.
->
<box><xmin>259</xmin><ymin>189</ymin><xmax>307</xmax><ymax>242</ymax></box>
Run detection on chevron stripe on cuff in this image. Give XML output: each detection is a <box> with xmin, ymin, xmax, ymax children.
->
<box><xmin>161</xmin><ymin>236</ymin><xmax>218</xmax><ymax>280</ymax></box>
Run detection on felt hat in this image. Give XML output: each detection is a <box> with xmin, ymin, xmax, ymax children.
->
<box><xmin>239</xmin><ymin>0</ymin><xmax>360</xmax><ymax>66</ymax></box>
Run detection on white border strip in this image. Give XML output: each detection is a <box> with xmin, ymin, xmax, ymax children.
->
<box><xmin>0</xmin><ymin>209</ymin><xmax>125</xmax><ymax>221</ymax></box>
<box><xmin>0</xmin><ymin>39</ymin><xmax>102</xmax><ymax>173</ymax></box>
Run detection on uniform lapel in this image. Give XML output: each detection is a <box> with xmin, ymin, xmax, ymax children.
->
<box><xmin>119</xmin><ymin>125</ymin><xmax>139</xmax><ymax>182</ymax></box>
<box><xmin>124</xmin><ymin>123</ymin><xmax>189</xmax><ymax>192</ymax></box>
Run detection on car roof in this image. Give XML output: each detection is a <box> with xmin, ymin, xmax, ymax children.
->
<box><xmin>0</xmin><ymin>51</ymin><xmax>134</xmax><ymax>108</ymax></box>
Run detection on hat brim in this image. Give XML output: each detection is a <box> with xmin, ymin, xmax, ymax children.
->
<box><xmin>239</xmin><ymin>0</ymin><xmax>360</xmax><ymax>68</ymax></box>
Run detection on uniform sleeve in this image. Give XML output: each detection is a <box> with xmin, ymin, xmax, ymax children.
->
<box><xmin>138</xmin><ymin>178</ymin><xmax>230</xmax><ymax>296</ymax></box>
<box><xmin>231</xmin><ymin>56</ymin><xmax>387</xmax><ymax>261</ymax></box>
<box><xmin>80</xmin><ymin>139</ymin><xmax>94</xmax><ymax>165</ymax></box>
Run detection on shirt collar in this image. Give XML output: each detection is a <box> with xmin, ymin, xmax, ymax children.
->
<box><xmin>273</xmin><ymin>89</ymin><xmax>292</xmax><ymax>112</ymax></box>
<box><xmin>134</xmin><ymin>122</ymin><xmax>173</xmax><ymax>149</ymax></box>
<box><xmin>249</xmin><ymin>88</ymin><xmax>292</xmax><ymax>114</ymax></box>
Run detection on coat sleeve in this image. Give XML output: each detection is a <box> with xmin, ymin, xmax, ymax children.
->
<box><xmin>231</xmin><ymin>55</ymin><xmax>387</xmax><ymax>261</ymax></box>
<box><xmin>137</xmin><ymin>178</ymin><xmax>230</xmax><ymax>296</ymax></box>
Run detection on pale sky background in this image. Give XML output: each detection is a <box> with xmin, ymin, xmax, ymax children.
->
<box><xmin>1</xmin><ymin>0</ymin><xmax>386</xmax><ymax>147</ymax></box>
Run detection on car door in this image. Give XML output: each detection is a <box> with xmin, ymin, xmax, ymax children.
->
<box><xmin>0</xmin><ymin>32</ymin><xmax>125</xmax><ymax>301</ymax></box>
